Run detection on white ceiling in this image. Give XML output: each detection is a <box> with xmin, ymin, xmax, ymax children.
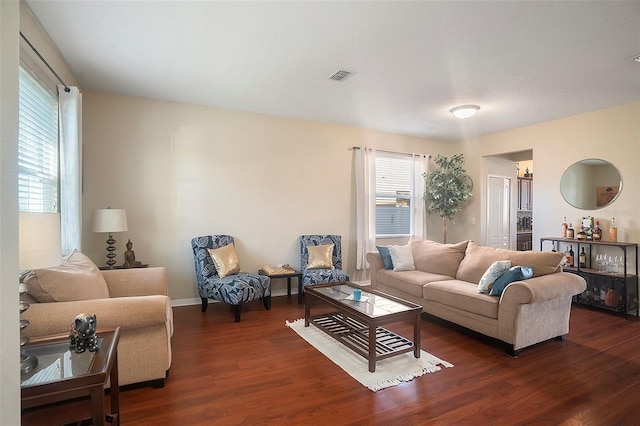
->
<box><xmin>26</xmin><ymin>1</ymin><xmax>640</xmax><ymax>141</ymax></box>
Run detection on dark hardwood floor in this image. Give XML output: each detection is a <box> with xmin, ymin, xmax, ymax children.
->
<box><xmin>22</xmin><ymin>295</ymin><xmax>640</xmax><ymax>425</ymax></box>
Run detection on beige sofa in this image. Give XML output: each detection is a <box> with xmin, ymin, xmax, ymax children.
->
<box><xmin>367</xmin><ymin>238</ymin><xmax>586</xmax><ymax>355</ymax></box>
<box><xmin>21</xmin><ymin>259</ymin><xmax>173</xmax><ymax>387</ymax></box>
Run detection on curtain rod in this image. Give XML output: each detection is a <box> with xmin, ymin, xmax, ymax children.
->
<box><xmin>352</xmin><ymin>146</ymin><xmax>430</xmax><ymax>159</ymax></box>
<box><xmin>20</xmin><ymin>32</ymin><xmax>70</xmax><ymax>93</ymax></box>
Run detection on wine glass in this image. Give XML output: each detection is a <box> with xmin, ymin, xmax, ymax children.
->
<box><xmin>595</xmin><ymin>254</ymin><xmax>603</xmax><ymax>272</ymax></box>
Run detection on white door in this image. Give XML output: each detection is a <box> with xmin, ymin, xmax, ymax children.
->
<box><xmin>487</xmin><ymin>176</ymin><xmax>511</xmax><ymax>249</ymax></box>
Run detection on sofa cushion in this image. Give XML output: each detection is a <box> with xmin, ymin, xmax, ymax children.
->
<box><xmin>424</xmin><ymin>279</ymin><xmax>499</xmax><ymax>319</ymax></box>
<box><xmin>376</xmin><ymin>269</ymin><xmax>453</xmax><ymax>298</ymax></box>
<box><xmin>24</xmin><ymin>251</ymin><xmax>110</xmax><ymax>303</ymax></box>
<box><xmin>409</xmin><ymin>236</ymin><xmax>468</xmax><ymax>277</ymax></box>
<box><xmin>376</xmin><ymin>246</ymin><xmax>394</xmax><ymax>270</ymax></box>
<box><xmin>489</xmin><ymin>266</ymin><xmax>534</xmax><ymax>296</ymax></box>
<box><xmin>388</xmin><ymin>244</ymin><xmax>415</xmax><ymax>271</ymax></box>
<box><xmin>456</xmin><ymin>241</ymin><xmax>564</xmax><ymax>284</ymax></box>
<box><xmin>477</xmin><ymin>260</ymin><xmax>512</xmax><ymax>294</ymax></box>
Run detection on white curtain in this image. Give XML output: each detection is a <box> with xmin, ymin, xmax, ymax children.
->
<box><xmin>411</xmin><ymin>153</ymin><xmax>429</xmax><ymax>239</ymax></box>
<box><xmin>58</xmin><ymin>86</ymin><xmax>82</xmax><ymax>255</ymax></box>
<box><xmin>355</xmin><ymin>147</ymin><xmax>376</xmax><ymax>270</ymax></box>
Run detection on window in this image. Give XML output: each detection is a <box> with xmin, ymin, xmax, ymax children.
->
<box><xmin>375</xmin><ymin>152</ymin><xmax>413</xmax><ymax>237</ymax></box>
<box><xmin>18</xmin><ymin>66</ymin><xmax>59</xmax><ymax>213</ymax></box>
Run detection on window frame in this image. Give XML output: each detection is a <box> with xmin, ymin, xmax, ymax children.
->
<box><xmin>374</xmin><ymin>151</ymin><xmax>415</xmax><ymax>239</ymax></box>
<box><xmin>17</xmin><ymin>62</ymin><xmax>60</xmax><ymax>214</ymax></box>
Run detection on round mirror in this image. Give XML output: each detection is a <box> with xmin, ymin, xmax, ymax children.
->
<box><xmin>560</xmin><ymin>159</ymin><xmax>622</xmax><ymax>210</ymax></box>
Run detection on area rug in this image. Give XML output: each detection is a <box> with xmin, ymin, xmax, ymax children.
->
<box><xmin>286</xmin><ymin>319</ymin><xmax>453</xmax><ymax>391</ymax></box>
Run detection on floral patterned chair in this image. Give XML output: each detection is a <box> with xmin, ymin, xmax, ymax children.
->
<box><xmin>299</xmin><ymin>235</ymin><xmax>350</xmax><ymax>303</ymax></box>
<box><xmin>191</xmin><ymin>235</ymin><xmax>271</xmax><ymax>322</ymax></box>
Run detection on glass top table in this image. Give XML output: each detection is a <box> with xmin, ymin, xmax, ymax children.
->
<box><xmin>310</xmin><ymin>283</ymin><xmax>419</xmax><ymax>318</ymax></box>
<box><xmin>304</xmin><ymin>282</ymin><xmax>422</xmax><ymax>372</ymax></box>
<box><xmin>21</xmin><ymin>328</ymin><xmax>121</xmax><ymax>426</ymax></box>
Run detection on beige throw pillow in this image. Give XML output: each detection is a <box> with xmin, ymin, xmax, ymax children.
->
<box><xmin>409</xmin><ymin>236</ymin><xmax>468</xmax><ymax>277</ymax></box>
<box><xmin>208</xmin><ymin>244</ymin><xmax>241</xmax><ymax>278</ymax></box>
<box><xmin>456</xmin><ymin>241</ymin><xmax>564</xmax><ymax>284</ymax></box>
<box><xmin>306</xmin><ymin>244</ymin><xmax>334</xmax><ymax>270</ymax></box>
<box><xmin>24</xmin><ymin>251</ymin><xmax>110</xmax><ymax>302</ymax></box>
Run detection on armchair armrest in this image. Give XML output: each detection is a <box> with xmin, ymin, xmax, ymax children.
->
<box><xmin>22</xmin><ymin>295</ymin><xmax>172</xmax><ymax>338</ymax></box>
<box><xmin>102</xmin><ymin>267</ymin><xmax>168</xmax><ymax>297</ymax></box>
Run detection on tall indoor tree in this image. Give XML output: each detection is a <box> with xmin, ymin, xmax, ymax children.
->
<box><xmin>423</xmin><ymin>154</ymin><xmax>473</xmax><ymax>243</ymax></box>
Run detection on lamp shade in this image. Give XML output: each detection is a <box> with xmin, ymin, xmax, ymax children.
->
<box><xmin>19</xmin><ymin>212</ymin><xmax>62</xmax><ymax>270</ymax></box>
<box><xmin>92</xmin><ymin>208</ymin><xmax>128</xmax><ymax>233</ymax></box>
<box><xmin>450</xmin><ymin>104</ymin><xmax>480</xmax><ymax>119</ymax></box>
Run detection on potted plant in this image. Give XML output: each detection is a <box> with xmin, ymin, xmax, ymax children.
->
<box><xmin>423</xmin><ymin>154</ymin><xmax>473</xmax><ymax>243</ymax></box>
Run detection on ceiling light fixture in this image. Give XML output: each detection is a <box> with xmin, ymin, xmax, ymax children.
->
<box><xmin>630</xmin><ymin>54</ymin><xmax>640</xmax><ymax>63</ymax></box>
<box><xmin>450</xmin><ymin>105</ymin><xmax>480</xmax><ymax>119</ymax></box>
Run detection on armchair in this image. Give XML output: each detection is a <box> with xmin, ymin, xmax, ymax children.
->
<box><xmin>299</xmin><ymin>235</ymin><xmax>350</xmax><ymax>302</ymax></box>
<box><xmin>191</xmin><ymin>235</ymin><xmax>271</xmax><ymax>322</ymax></box>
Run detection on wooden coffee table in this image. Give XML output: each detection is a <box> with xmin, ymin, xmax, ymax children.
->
<box><xmin>304</xmin><ymin>282</ymin><xmax>421</xmax><ymax>372</ymax></box>
<box><xmin>21</xmin><ymin>327</ymin><xmax>121</xmax><ymax>425</ymax></box>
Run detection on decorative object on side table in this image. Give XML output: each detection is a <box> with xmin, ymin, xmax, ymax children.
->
<box><xmin>92</xmin><ymin>207</ymin><xmax>128</xmax><ymax>269</ymax></box>
<box><xmin>69</xmin><ymin>313</ymin><xmax>99</xmax><ymax>353</ymax></box>
<box><xmin>18</xmin><ymin>212</ymin><xmax>62</xmax><ymax>374</ymax></box>
<box><xmin>123</xmin><ymin>238</ymin><xmax>143</xmax><ymax>268</ymax></box>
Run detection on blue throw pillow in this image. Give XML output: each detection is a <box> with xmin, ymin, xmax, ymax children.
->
<box><xmin>489</xmin><ymin>266</ymin><xmax>533</xmax><ymax>297</ymax></box>
<box><xmin>376</xmin><ymin>246</ymin><xmax>394</xmax><ymax>270</ymax></box>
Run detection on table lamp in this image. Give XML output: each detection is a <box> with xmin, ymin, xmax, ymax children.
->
<box><xmin>19</xmin><ymin>212</ymin><xmax>62</xmax><ymax>374</ymax></box>
<box><xmin>92</xmin><ymin>208</ymin><xmax>128</xmax><ymax>269</ymax></box>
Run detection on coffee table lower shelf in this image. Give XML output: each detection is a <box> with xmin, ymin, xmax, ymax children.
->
<box><xmin>310</xmin><ymin>312</ymin><xmax>415</xmax><ymax>369</ymax></box>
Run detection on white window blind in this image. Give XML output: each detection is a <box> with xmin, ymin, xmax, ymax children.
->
<box><xmin>375</xmin><ymin>153</ymin><xmax>412</xmax><ymax>236</ymax></box>
<box><xmin>18</xmin><ymin>66</ymin><xmax>59</xmax><ymax>213</ymax></box>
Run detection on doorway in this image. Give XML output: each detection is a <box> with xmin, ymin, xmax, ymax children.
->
<box><xmin>481</xmin><ymin>150</ymin><xmax>533</xmax><ymax>250</ymax></box>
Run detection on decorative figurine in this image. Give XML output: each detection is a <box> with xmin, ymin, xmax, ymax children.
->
<box><xmin>69</xmin><ymin>313</ymin><xmax>98</xmax><ymax>353</ymax></box>
<box><xmin>123</xmin><ymin>239</ymin><xmax>143</xmax><ymax>268</ymax></box>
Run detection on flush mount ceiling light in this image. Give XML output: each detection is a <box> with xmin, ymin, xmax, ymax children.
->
<box><xmin>450</xmin><ymin>105</ymin><xmax>480</xmax><ymax>119</ymax></box>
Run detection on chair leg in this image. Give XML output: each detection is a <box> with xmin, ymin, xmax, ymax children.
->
<box><xmin>263</xmin><ymin>295</ymin><xmax>272</xmax><ymax>310</ymax></box>
<box><xmin>234</xmin><ymin>304</ymin><xmax>242</xmax><ymax>322</ymax></box>
<box><xmin>201</xmin><ymin>297</ymin><xmax>208</xmax><ymax>312</ymax></box>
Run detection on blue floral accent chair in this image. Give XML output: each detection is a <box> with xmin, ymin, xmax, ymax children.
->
<box><xmin>299</xmin><ymin>235</ymin><xmax>350</xmax><ymax>302</ymax></box>
<box><xmin>191</xmin><ymin>235</ymin><xmax>271</xmax><ymax>322</ymax></box>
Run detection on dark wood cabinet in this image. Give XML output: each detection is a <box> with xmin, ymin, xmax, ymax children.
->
<box><xmin>517</xmin><ymin>177</ymin><xmax>533</xmax><ymax>211</ymax></box>
<box><xmin>540</xmin><ymin>237</ymin><xmax>638</xmax><ymax>318</ymax></box>
<box><xmin>517</xmin><ymin>232</ymin><xmax>533</xmax><ymax>251</ymax></box>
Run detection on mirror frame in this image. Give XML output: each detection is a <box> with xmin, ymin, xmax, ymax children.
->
<box><xmin>560</xmin><ymin>158</ymin><xmax>622</xmax><ymax>210</ymax></box>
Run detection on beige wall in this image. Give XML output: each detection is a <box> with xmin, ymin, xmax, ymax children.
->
<box><xmin>459</xmin><ymin>102</ymin><xmax>640</xmax><ymax>252</ymax></box>
<box><xmin>1</xmin><ymin>1</ymin><xmax>21</xmax><ymax>422</ymax></box>
<box><xmin>81</xmin><ymin>91</ymin><xmax>453</xmax><ymax>301</ymax></box>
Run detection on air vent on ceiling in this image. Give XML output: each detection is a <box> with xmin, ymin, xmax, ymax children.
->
<box><xmin>327</xmin><ymin>68</ymin><xmax>354</xmax><ymax>82</ymax></box>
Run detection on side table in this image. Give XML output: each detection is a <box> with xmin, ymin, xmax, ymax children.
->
<box><xmin>258</xmin><ymin>269</ymin><xmax>304</xmax><ymax>304</ymax></box>
<box><xmin>99</xmin><ymin>264</ymin><xmax>149</xmax><ymax>270</ymax></box>
<box><xmin>21</xmin><ymin>327</ymin><xmax>121</xmax><ymax>426</ymax></box>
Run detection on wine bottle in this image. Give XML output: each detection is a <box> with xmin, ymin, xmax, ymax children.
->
<box><xmin>569</xmin><ymin>245</ymin><xmax>575</xmax><ymax>267</ymax></box>
<box><xmin>564</xmin><ymin>245</ymin><xmax>574</xmax><ymax>267</ymax></box>
<box><xmin>567</xmin><ymin>223</ymin><xmax>575</xmax><ymax>239</ymax></box>
<box><xmin>579</xmin><ymin>247</ymin><xmax>586</xmax><ymax>268</ymax></box>
<box><xmin>561</xmin><ymin>217</ymin><xmax>568</xmax><ymax>238</ymax></box>
<box><xmin>593</xmin><ymin>221</ymin><xmax>601</xmax><ymax>241</ymax></box>
<box><xmin>609</xmin><ymin>218</ymin><xmax>618</xmax><ymax>242</ymax></box>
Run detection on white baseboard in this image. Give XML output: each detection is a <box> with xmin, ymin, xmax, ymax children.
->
<box><xmin>171</xmin><ymin>288</ymin><xmax>294</xmax><ymax>307</ymax></box>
